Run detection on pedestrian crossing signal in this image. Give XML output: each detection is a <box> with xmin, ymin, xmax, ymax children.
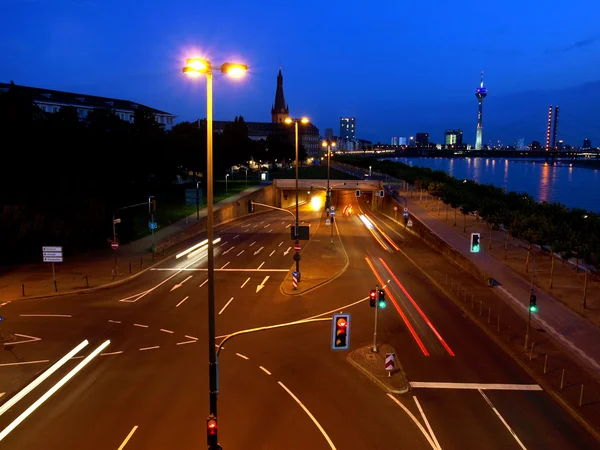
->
<box><xmin>331</xmin><ymin>313</ymin><xmax>350</xmax><ymax>350</ymax></box>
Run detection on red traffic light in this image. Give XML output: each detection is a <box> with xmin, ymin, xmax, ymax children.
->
<box><xmin>370</xmin><ymin>290</ymin><xmax>376</xmax><ymax>299</ymax></box>
<box><xmin>207</xmin><ymin>418</ymin><xmax>217</xmax><ymax>436</ymax></box>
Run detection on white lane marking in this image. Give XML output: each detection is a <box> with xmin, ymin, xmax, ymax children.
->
<box><xmin>268</xmin><ymin>229</ymin><xmax>273</xmax><ymax>233</ymax></box>
<box><xmin>269</xmin><ymin>250</ymin><xmax>276</xmax><ymax>257</ymax></box>
<box><xmin>286</xmin><ymin>224</ymin><xmax>291</xmax><ymax>228</ymax></box>
<box><xmin>176</xmin><ymin>296</ymin><xmax>189</xmax><ymax>308</ymax></box>
<box><xmin>410</xmin><ymin>382</ymin><xmax>542</xmax><ymax>391</ymax></box>
<box><xmin>117</xmin><ymin>425</ymin><xmax>139</xmax><ymax>450</ymax></box>
<box><xmin>101</xmin><ymin>351</ymin><xmax>123</xmax><ymax>356</ymax></box>
<box><xmin>253</xmin><ymin>225</ymin><xmax>258</xmax><ymax>228</ymax></box>
<box><xmin>250</xmin><ymin>241</ymin><xmax>256</xmax><ymax>246</ymax></box>
<box><xmin>233</xmin><ymin>234</ymin><xmax>240</xmax><ymax>239</ymax></box>
<box><xmin>160</xmin><ymin>329</ymin><xmax>174</xmax><ymax>334</ymax></box>
<box><xmin>170</xmin><ymin>275</ymin><xmax>193</xmax><ymax>292</ymax></box>
<box><xmin>279</xmin><ymin>241</ymin><xmax>283</xmax><ymax>247</ymax></box>
<box><xmin>223</xmin><ymin>246</ymin><xmax>235</xmax><ymax>255</ymax></box>
<box><xmin>0</xmin><ymin>302</ymin><xmax>8</xmax><ymax>306</ymax></box>
<box><xmin>139</xmin><ymin>346</ymin><xmax>159</xmax><ymax>351</ymax></box>
<box><xmin>152</xmin><ymin>268</ymin><xmax>288</xmax><ymax>272</ymax></box>
<box><xmin>0</xmin><ymin>340</ymin><xmax>110</xmax><ymax>443</ymax></box>
<box><xmin>414</xmin><ymin>396</ymin><xmax>442</xmax><ymax>450</ymax></box>
<box><xmin>283</xmin><ymin>246</ymin><xmax>291</xmax><ymax>256</ymax></box>
<box><xmin>4</xmin><ymin>334</ymin><xmax>42</xmax><ymax>346</ymax></box>
<box><xmin>497</xmin><ymin>285</ymin><xmax>600</xmax><ymax>371</ymax></box>
<box><xmin>220</xmin><ymin>262</ymin><xmax>230</xmax><ymax>269</ymax></box>
<box><xmin>257</xmin><ymin>262</ymin><xmax>265</xmax><ymax>270</ymax></box>
<box><xmin>259</xmin><ymin>366</ymin><xmax>272</xmax><ymax>375</ymax></box>
<box><xmin>241</xmin><ymin>224</ymin><xmax>250</xmax><ymax>228</ymax></box>
<box><xmin>185</xmin><ymin>335</ymin><xmax>198</xmax><ymax>340</ymax></box>
<box><xmin>260</xmin><ymin>221</ymin><xmax>264</xmax><ymax>224</ymax></box>
<box><xmin>253</xmin><ymin>246</ymin><xmax>264</xmax><ymax>255</ymax></box>
<box><xmin>218</xmin><ymin>297</ymin><xmax>235</xmax><ymax>315</ymax></box>
<box><xmin>256</xmin><ymin>276</ymin><xmax>270</xmax><ymax>293</ymax></box>
<box><xmin>118</xmin><ymin>290</ymin><xmax>151</xmax><ymax>302</ymax></box>
<box><xmin>236</xmin><ymin>353</ymin><xmax>249</xmax><ymax>360</ymax></box>
<box><xmin>0</xmin><ymin>340</ymin><xmax>88</xmax><ymax>417</ymax></box>
<box><xmin>70</xmin><ymin>356</ymin><xmax>85</xmax><ymax>360</ymax></box>
<box><xmin>177</xmin><ymin>340</ymin><xmax>197</xmax><ymax>345</ymax></box>
<box><xmin>0</xmin><ymin>360</ymin><xmax>49</xmax><ymax>368</ymax></box>
<box><xmin>199</xmin><ymin>279</ymin><xmax>208</xmax><ymax>288</ymax></box>
<box><xmin>237</xmin><ymin>250</ymin><xmax>245</xmax><ymax>256</ymax></box>
<box><xmin>0</xmin><ymin>393</ymin><xmax>4</xmax><ymax>399</ymax></box>
<box><xmin>387</xmin><ymin>394</ymin><xmax>438</xmax><ymax>450</ymax></box>
<box><xmin>241</xmin><ymin>277</ymin><xmax>251</xmax><ymax>288</ymax></box>
<box><xmin>278</xmin><ymin>382</ymin><xmax>337</xmax><ymax>450</ymax></box>
<box><xmin>303</xmin><ymin>296</ymin><xmax>369</xmax><ymax>321</ymax></box>
<box><xmin>19</xmin><ymin>314</ymin><xmax>71</xmax><ymax>318</ymax></box>
<box><xmin>133</xmin><ymin>323</ymin><xmax>149</xmax><ymax>328</ymax></box>
<box><xmin>264</xmin><ymin>224</ymin><xmax>270</xmax><ymax>228</ymax></box>
<box><xmin>478</xmin><ymin>389</ymin><xmax>528</xmax><ymax>450</ymax></box>
<box><xmin>108</xmin><ymin>320</ymin><xmax>122</xmax><ymax>324</ymax></box>
<box><xmin>220</xmin><ymin>241</ymin><xmax>228</xmax><ymax>247</ymax></box>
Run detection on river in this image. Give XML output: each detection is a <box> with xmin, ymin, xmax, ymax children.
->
<box><xmin>382</xmin><ymin>157</ymin><xmax>600</xmax><ymax>212</ymax></box>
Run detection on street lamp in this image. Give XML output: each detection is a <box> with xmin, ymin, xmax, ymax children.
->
<box><xmin>183</xmin><ymin>56</ymin><xmax>247</xmax><ymax>450</ymax></box>
<box><xmin>322</xmin><ymin>139</ymin><xmax>336</xmax><ymax>243</ymax></box>
<box><xmin>285</xmin><ymin>116</ymin><xmax>309</xmax><ymax>280</ymax></box>
<box><xmin>225</xmin><ymin>173</ymin><xmax>229</xmax><ymax>194</ymax></box>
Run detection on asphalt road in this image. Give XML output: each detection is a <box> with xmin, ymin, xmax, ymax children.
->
<box><xmin>0</xmin><ymin>190</ymin><xmax>597</xmax><ymax>449</ymax></box>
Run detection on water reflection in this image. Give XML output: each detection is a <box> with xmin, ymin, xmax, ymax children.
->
<box><xmin>385</xmin><ymin>157</ymin><xmax>600</xmax><ymax>212</ymax></box>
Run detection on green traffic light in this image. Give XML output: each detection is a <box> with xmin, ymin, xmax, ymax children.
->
<box><xmin>472</xmin><ymin>244</ymin><xmax>480</xmax><ymax>252</ymax></box>
<box><xmin>530</xmin><ymin>305</ymin><xmax>537</xmax><ymax>313</ymax></box>
<box><xmin>378</xmin><ymin>301</ymin><xmax>386</xmax><ymax>309</ymax></box>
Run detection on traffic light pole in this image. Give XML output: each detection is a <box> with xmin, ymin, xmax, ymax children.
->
<box><xmin>294</xmin><ymin>121</ymin><xmax>300</xmax><ymax>281</ymax></box>
<box><xmin>372</xmin><ymin>284</ymin><xmax>379</xmax><ymax>353</ymax></box>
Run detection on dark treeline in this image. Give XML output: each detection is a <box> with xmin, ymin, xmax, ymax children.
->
<box><xmin>0</xmin><ymin>83</ymin><xmax>297</xmax><ymax>264</ymax></box>
<box><xmin>338</xmin><ymin>156</ymin><xmax>600</xmax><ymax>306</ymax></box>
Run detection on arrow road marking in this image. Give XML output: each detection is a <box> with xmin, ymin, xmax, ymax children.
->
<box><xmin>3</xmin><ymin>334</ymin><xmax>42</xmax><ymax>346</ymax></box>
<box><xmin>254</xmin><ymin>246</ymin><xmax>264</xmax><ymax>256</ymax></box>
<box><xmin>170</xmin><ymin>275</ymin><xmax>193</xmax><ymax>292</ymax></box>
<box><xmin>284</xmin><ymin>246</ymin><xmax>291</xmax><ymax>256</ymax></box>
<box><xmin>223</xmin><ymin>246</ymin><xmax>235</xmax><ymax>255</ymax></box>
<box><xmin>256</xmin><ymin>276</ymin><xmax>270</xmax><ymax>292</ymax></box>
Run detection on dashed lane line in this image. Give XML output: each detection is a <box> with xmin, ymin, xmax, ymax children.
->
<box><xmin>133</xmin><ymin>324</ymin><xmax>149</xmax><ymax>328</ymax></box>
<box><xmin>139</xmin><ymin>346</ymin><xmax>160</xmax><ymax>351</ymax></box>
<box><xmin>241</xmin><ymin>277</ymin><xmax>251</xmax><ymax>288</ymax></box>
<box><xmin>176</xmin><ymin>296</ymin><xmax>189</xmax><ymax>307</ymax></box>
<box><xmin>160</xmin><ymin>329</ymin><xmax>174</xmax><ymax>334</ymax></box>
<box><xmin>236</xmin><ymin>353</ymin><xmax>249</xmax><ymax>360</ymax></box>
<box><xmin>219</xmin><ymin>297</ymin><xmax>234</xmax><ymax>315</ymax></box>
<box><xmin>259</xmin><ymin>366</ymin><xmax>272</xmax><ymax>375</ymax></box>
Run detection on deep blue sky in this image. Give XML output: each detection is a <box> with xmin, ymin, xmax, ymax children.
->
<box><xmin>2</xmin><ymin>0</ymin><xmax>600</xmax><ymax>145</ymax></box>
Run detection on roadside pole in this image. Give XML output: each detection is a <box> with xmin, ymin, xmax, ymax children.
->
<box><xmin>372</xmin><ymin>284</ymin><xmax>379</xmax><ymax>352</ymax></box>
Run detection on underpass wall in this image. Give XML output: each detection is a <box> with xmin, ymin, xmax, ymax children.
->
<box><xmin>156</xmin><ymin>184</ymin><xmax>277</xmax><ymax>252</ymax></box>
<box><xmin>280</xmin><ymin>189</ymin><xmax>311</xmax><ymax>209</ymax></box>
<box><xmin>380</xmin><ymin>193</ymin><xmax>493</xmax><ymax>284</ymax></box>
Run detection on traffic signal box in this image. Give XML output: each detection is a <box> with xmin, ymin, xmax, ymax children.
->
<box><xmin>331</xmin><ymin>313</ymin><xmax>350</xmax><ymax>350</ymax></box>
<box><xmin>529</xmin><ymin>294</ymin><xmax>537</xmax><ymax>313</ymax></box>
<box><xmin>470</xmin><ymin>232</ymin><xmax>481</xmax><ymax>253</ymax></box>
<box><xmin>378</xmin><ymin>289</ymin><xmax>386</xmax><ymax>309</ymax></box>
<box><xmin>369</xmin><ymin>290</ymin><xmax>376</xmax><ymax>307</ymax></box>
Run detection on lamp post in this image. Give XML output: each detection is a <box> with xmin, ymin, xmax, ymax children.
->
<box><xmin>183</xmin><ymin>56</ymin><xmax>247</xmax><ymax>450</ymax></box>
<box><xmin>285</xmin><ymin>116</ymin><xmax>309</xmax><ymax>281</ymax></box>
<box><xmin>225</xmin><ymin>173</ymin><xmax>229</xmax><ymax>194</ymax></box>
<box><xmin>321</xmin><ymin>139</ymin><xmax>336</xmax><ymax>243</ymax></box>
<box><xmin>244</xmin><ymin>168</ymin><xmax>248</xmax><ymax>187</ymax></box>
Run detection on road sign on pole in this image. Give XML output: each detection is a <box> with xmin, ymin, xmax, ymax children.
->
<box><xmin>42</xmin><ymin>246</ymin><xmax>63</xmax><ymax>263</ymax></box>
<box><xmin>385</xmin><ymin>352</ymin><xmax>395</xmax><ymax>376</ymax></box>
<box><xmin>111</xmin><ymin>241</ymin><xmax>119</xmax><ymax>250</ymax></box>
<box><xmin>294</xmin><ymin>242</ymin><xmax>301</xmax><ymax>252</ymax></box>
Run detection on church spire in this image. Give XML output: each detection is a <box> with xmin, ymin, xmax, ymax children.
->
<box><xmin>271</xmin><ymin>68</ymin><xmax>289</xmax><ymax>123</ymax></box>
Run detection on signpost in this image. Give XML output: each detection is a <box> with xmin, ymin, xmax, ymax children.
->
<box><xmin>111</xmin><ymin>241</ymin><xmax>119</xmax><ymax>250</ymax></box>
<box><xmin>294</xmin><ymin>242</ymin><xmax>301</xmax><ymax>253</ymax></box>
<box><xmin>385</xmin><ymin>352</ymin><xmax>395</xmax><ymax>377</ymax></box>
<box><xmin>186</xmin><ymin>186</ymin><xmax>203</xmax><ymax>220</ymax></box>
<box><xmin>43</xmin><ymin>246</ymin><xmax>63</xmax><ymax>292</ymax></box>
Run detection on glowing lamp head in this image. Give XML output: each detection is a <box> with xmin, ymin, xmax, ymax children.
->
<box><xmin>322</xmin><ymin>141</ymin><xmax>327</xmax><ymax>148</ymax></box>
<box><xmin>183</xmin><ymin>57</ymin><xmax>210</xmax><ymax>77</ymax></box>
<box><xmin>300</xmin><ymin>117</ymin><xmax>309</xmax><ymax>124</ymax></box>
<box><xmin>284</xmin><ymin>117</ymin><xmax>293</xmax><ymax>124</ymax></box>
<box><xmin>221</xmin><ymin>62</ymin><xmax>248</xmax><ymax>79</ymax></box>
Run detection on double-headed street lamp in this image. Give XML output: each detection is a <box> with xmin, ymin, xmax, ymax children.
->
<box><xmin>285</xmin><ymin>116</ymin><xmax>309</xmax><ymax>280</ymax></box>
<box><xmin>322</xmin><ymin>139</ymin><xmax>336</xmax><ymax>243</ymax></box>
<box><xmin>183</xmin><ymin>56</ymin><xmax>247</xmax><ymax>450</ymax></box>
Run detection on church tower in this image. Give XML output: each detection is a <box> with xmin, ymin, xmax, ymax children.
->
<box><xmin>271</xmin><ymin>68</ymin><xmax>289</xmax><ymax>123</ymax></box>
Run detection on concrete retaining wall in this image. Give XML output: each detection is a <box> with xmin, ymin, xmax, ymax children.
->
<box><xmin>381</xmin><ymin>193</ymin><xmax>493</xmax><ymax>284</ymax></box>
<box><xmin>156</xmin><ymin>184</ymin><xmax>277</xmax><ymax>252</ymax></box>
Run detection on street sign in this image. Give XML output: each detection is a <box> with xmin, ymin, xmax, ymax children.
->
<box><xmin>43</xmin><ymin>246</ymin><xmax>63</xmax><ymax>263</ymax></box>
<box><xmin>330</xmin><ymin>210</ymin><xmax>336</xmax><ymax>216</ymax></box>
<box><xmin>113</xmin><ymin>218</ymin><xmax>121</xmax><ymax>224</ymax></box>
<box><xmin>407</xmin><ymin>219</ymin><xmax>413</xmax><ymax>227</ymax></box>
<box><xmin>404</xmin><ymin>207</ymin><xmax>408</xmax><ymax>212</ymax></box>
<box><xmin>326</xmin><ymin>219</ymin><xmax>331</xmax><ymax>226</ymax></box>
<box><xmin>148</xmin><ymin>221</ymin><xmax>158</xmax><ymax>230</ymax></box>
<box><xmin>185</xmin><ymin>188</ymin><xmax>203</xmax><ymax>207</ymax></box>
<box><xmin>294</xmin><ymin>242</ymin><xmax>301</xmax><ymax>252</ymax></box>
<box><xmin>403</xmin><ymin>212</ymin><xmax>409</xmax><ymax>219</ymax></box>
<box><xmin>111</xmin><ymin>240</ymin><xmax>119</xmax><ymax>250</ymax></box>
<box><xmin>330</xmin><ymin>206</ymin><xmax>335</xmax><ymax>211</ymax></box>
<box><xmin>290</xmin><ymin>225</ymin><xmax>310</xmax><ymax>240</ymax></box>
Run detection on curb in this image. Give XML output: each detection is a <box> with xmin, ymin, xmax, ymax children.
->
<box><xmin>389</xmin><ymin>223</ymin><xmax>600</xmax><ymax>443</ymax></box>
<box><xmin>346</xmin><ymin>347</ymin><xmax>410</xmax><ymax>395</ymax></box>
<box><xmin>279</xmin><ymin>219</ymin><xmax>350</xmax><ymax>297</ymax></box>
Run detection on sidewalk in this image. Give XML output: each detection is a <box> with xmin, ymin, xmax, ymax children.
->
<box><xmin>0</xmin><ymin>184</ymin><xmax>268</xmax><ymax>301</ymax></box>
<box><xmin>280</xmin><ymin>212</ymin><xmax>349</xmax><ymax>295</ymax></box>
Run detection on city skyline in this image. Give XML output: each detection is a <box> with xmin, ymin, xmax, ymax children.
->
<box><xmin>2</xmin><ymin>1</ymin><xmax>600</xmax><ymax>145</ymax></box>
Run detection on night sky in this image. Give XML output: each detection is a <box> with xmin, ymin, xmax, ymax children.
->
<box><xmin>2</xmin><ymin>0</ymin><xmax>599</xmax><ymax>145</ymax></box>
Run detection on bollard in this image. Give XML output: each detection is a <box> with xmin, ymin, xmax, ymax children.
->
<box><xmin>85</xmin><ymin>275</ymin><xmax>89</xmax><ymax>288</ymax></box>
<box><xmin>579</xmin><ymin>385</ymin><xmax>584</xmax><ymax>407</ymax></box>
<box><xmin>487</xmin><ymin>307</ymin><xmax>491</xmax><ymax>323</ymax></box>
<box><xmin>479</xmin><ymin>300</ymin><xmax>483</xmax><ymax>316</ymax></box>
<box><xmin>22</xmin><ymin>284</ymin><xmax>25</xmax><ymax>297</ymax></box>
<box><xmin>497</xmin><ymin>315</ymin><xmax>500</xmax><ymax>332</ymax></box>
<box><xmin>529</xmin><ymin>342</ymin><xmax>535</xmax><ymax>361</ymax></box>
<box><xmin>54</xmin><ymin>280</ymin><xmax>58</xmax><ymax>292</ymax></box>
<box><xmin>543</xmin><ymin>354</ymin><xmax>548</xmax><ymax>374</ymax></box>
<box><xmin>560</xmin><ymin>369</ymin><xmax>565</xmax><ymax>390</ymax></box>
<box><xmin>129</xmin><ymin>262</ymin><xmax>132</xmax><ymax>274</ymax></box>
